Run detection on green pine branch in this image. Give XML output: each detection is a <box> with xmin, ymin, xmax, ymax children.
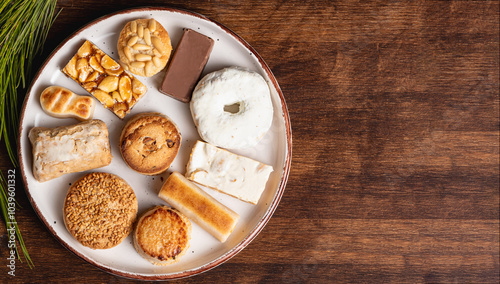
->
<box><xmin>0</xmin><ymin>0</ymin><xmax>59</xmax><ymax>269</ymax></box>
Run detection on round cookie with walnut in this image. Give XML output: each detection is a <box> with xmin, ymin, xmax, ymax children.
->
<box><xmin>117</xmin><ymin>19</ymin><xmax>172</xmax><ymax>77</ymax></box>
<box><xmin>134</xmin><ymin>206</ymin><xmax>191</xmax><ymax>265</ymax></box>
<box><xmin>120</xmin><ymin>112</ymin><xmax>181</xmax><ymax>175</ymax></box>
<box><xmin>63</xmin><ymin>172</ymin><xmax>138</xmax><ymax>249</ymax></box>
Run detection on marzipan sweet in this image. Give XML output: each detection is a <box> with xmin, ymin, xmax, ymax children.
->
<box><xmin>40</xmin><ymin>86</ymin><xmax>95</xmax><ymax>120</ymax></box>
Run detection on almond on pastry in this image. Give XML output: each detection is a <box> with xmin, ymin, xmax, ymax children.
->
<box><xmin>61</xmin><ymin>40</ymin><xmax>148</xmax><ymax>119</ymax></box>
<box><xmin>117</xmin><ymin>19</ymin><xmax>172</xmax><ymax>77</ymax></box>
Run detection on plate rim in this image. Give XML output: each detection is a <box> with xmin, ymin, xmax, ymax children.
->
<box><xmin>17</xmin><ymin>6</ymin><xmax>292</xmax><ymax>280</ymax></box>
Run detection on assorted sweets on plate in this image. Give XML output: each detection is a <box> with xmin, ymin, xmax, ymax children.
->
<box><xmin>28</xmin><ymin>18</ymin><xmax>274</xmax><ymax>265</ymax></box>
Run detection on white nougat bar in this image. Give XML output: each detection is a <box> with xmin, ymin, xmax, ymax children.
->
<box><xmin>185</xmin><ymin>140</ymin><xmax>273</xmax><ymax>205</ymax></box>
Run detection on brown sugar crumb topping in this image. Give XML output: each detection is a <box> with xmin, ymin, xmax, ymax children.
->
<box><xmin>64</xmin><ymin>172</ymin><xmax>138</xmax><ymax>249</ymax></box>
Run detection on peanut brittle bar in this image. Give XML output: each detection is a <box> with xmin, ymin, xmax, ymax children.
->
<box><xmin>62</xmin><ymin>40</ymin><xmax>147</xmax><ymax>118</ymax></box>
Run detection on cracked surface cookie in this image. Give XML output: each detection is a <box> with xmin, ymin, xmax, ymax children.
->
<box><xmin>119</xmin><ymin>112</ymin><xmax>181</xmax><ymax>175</ymax></box>
<box><xmin>134</xmin><ymin>206</ymin><xmax>191</xmax><ymax>265</ymax></box>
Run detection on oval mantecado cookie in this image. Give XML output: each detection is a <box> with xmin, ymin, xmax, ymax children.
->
<box><xmin>117</xmin><ymin>18</ymin><xmax>172</xmax><ymax>77</ymax></box>
<box><xmin>63</xmin><ymin>172</ymin><xmax>138</xmax><ymax>249</ymax></box>
<box><xmin>134</xmin><ymin>206</ymin><xmax>191</xmax><ymax>265</ymax></box>
<box><xmin>120</xmin><ymin>112</ymin><xmax>181</xmax><ymax>175</ymax></box>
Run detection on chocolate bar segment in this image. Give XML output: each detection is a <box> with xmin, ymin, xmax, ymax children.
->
<box><xmin>159</xmin><ymin>29</ymin><xmax>214</xmax><ymax>103</ymax></box>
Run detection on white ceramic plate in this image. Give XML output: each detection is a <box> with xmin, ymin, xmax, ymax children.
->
<box><xmin>18</xmin><ymin>7</ymin><xmax>291</xmax><ymax>280</ymax></box>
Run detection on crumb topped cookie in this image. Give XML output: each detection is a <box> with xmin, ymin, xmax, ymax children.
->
<box><xmin>63</xmin><ymin>172</ymin><xmax>138</xmax><ymax>249</ymax></box>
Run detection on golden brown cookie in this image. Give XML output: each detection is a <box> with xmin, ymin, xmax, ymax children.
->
<box><xmin>134</xmin><ymin>206</ymin><xmax>191</xmax><ymax>265</ymax></box>
<box><xmin>117</xmin><ymin>19</ymin><xmax>172</xmax><ymax>77</ymax></box>
<box><xmin>120</xmin><ymin>112</ymin><xmax>181</xmax><ymax>175</ymax></box>
<box><xmin>63</xmin><ymin>172</ymin><xmax>138</xmax><ymax>249</ymax></box>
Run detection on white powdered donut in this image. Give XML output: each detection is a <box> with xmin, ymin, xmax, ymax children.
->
<box><xmin>190</xmin><ymin>66</ymin><xmax>273</xmax><ymax>149</ymax></box>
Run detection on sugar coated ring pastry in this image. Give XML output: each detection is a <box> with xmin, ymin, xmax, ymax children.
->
<box><xmin>63</xmin><ymin>172</ymin><xmax>138</xmax><ymax>249</ymax></box>
<box><xmin>190</xmin><ymin>66</ymin><xmax>274</xmax><ymax>149</ymax></box>
<box><xmin>120</xmin><ymin>112</ymin><xmax>181</xmax><ymax>175</ymax></box>
<box><xmin>134</xmin><ymin>206</ymin><xmax>191</xmax><ymax>265</ymax></box>
<box><xmin>117</xmin><ymin>19</ymin><xmax>172</xmax><ymax>77</ymax></box>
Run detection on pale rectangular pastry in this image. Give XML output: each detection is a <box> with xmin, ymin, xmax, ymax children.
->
<box><xmin>185</xmin><ymin>140</ymin><xmax>273</xmax><ymax>205</ymax></box>
<box><xmin>28</xmin><ymin>119</ymin><xmax>112</xmax><ymax>182</ymax></box>
<box><xmin>158</xmin><ymin>172</ymin><xmax>239</xmax><ymax>242</ymax></box>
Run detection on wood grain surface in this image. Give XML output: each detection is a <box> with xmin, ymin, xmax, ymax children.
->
<box><xmin>1</xmin><ymin>0</ymin><xmax>499</xmax><ymax>283</ymax></box>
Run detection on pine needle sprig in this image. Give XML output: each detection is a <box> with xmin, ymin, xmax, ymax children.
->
<box><xmin>0</xmin><ymin>0</ymin><xmax>58</xmax><ymax>164</ymax></box>
<box><xmin>0</xmin><ymin>0</ymin><xmax>59</xmax><ymax>269</ymax></box>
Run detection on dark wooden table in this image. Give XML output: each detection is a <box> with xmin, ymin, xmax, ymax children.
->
<box><xmin>1</xmin><ymin>1</ymin><xmax>499</xmax><ymax>283</ymax></box>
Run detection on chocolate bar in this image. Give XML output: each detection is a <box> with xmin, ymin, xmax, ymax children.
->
<box><xmin>159</xmin><ymin>29</ymin><xmax>214</xmax><ymax>103</ymax></box>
